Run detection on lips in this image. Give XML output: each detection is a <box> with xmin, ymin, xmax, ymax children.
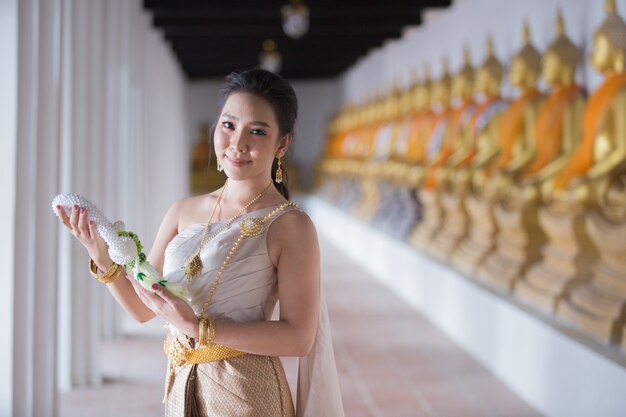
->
<box><xmin>225</xmin><ymin>154</ymin><xmax>251</xmax><ymax>167</ymax></box>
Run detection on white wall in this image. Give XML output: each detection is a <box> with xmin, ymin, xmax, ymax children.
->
<box><xmin>187</xmin><ymin>78</ymin><xmax>341</xmax><ymax>189</ymax></box>
<box><xmin>340</xmin><ymin>0</ymin><xmax>626</xmax><ymax>102</ymax></box>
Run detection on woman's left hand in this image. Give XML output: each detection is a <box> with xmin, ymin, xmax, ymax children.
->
<box><xmin>126</xmin><ymin>275</ymin><xmax>198</xmax><ymax>338</ymax></box>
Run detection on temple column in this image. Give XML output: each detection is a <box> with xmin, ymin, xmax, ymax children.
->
<box><xmin>0</xmin><ymin>0</ymin><xmax>20</xmax><ymax>414</ymax></box>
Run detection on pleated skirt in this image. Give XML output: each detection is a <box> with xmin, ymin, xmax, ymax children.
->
<box><xmin>164</xmin><ymin>354</ymin><xmax>295</xmax><ymax>417</ymax></box>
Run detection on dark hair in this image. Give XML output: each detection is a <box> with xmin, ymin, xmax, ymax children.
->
<box><xmin>212</xmin><ymin>69</ymin><xmax>298</xmax><ymax>199</ymax></box>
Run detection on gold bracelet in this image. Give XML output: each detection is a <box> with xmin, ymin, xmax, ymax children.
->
<box><xmin>89</xmin><ymin>258</ymin><xmax>123</xmax><ymax>283</ymax></box>
<box><xmin>198</xmin><ymin>315</ymin><xmax>208</xmax><ymax>346</ymax></box>
<box><xmin>207</xmin><ymin>318</ymin><xmax>216</xmax><ymax>346</ymax></box>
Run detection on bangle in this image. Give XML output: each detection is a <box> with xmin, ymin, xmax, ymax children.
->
<box><xmin>89</xmin><ymin>258</ymin><xmax>123</xmax><ymax>283</ymax></box>
<box><xmin>198</xmin><ymin>315</ymin><xmax>208</xmax><ymax>346</ymax></box>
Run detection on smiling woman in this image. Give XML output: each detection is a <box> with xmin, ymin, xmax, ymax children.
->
<box><xmin>55</xmin><ymin>68</ymin><xmax>344</xmax><ymax>417</ymax></box>
<box><xmin>211</xmin><ymin>70</ymin><xmax>299</xmax><ymax>201</ymax></box>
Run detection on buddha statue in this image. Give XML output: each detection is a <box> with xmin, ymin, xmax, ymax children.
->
<box><xmin>404</xmin><ymin>68</ymin><xmax>433</xmax><ymax>166</ymax></box>
<box><xmin>191</xmin><ymin>123</ymin><xmax>211</xmax><ymax>171</ymax></box>
<box><xmin>541</xmin><ymin>0</ymin><xmax>626</xmax><ymax>211</ymax></box>
<box><xmin>467</xmin><ymin>22</ymin><xmax>544</xmax><ymax>288</ymax></box>
<box><xmin>450</xmin><ymin>36</ymin><xmax>509</xmax><ymax>274</ymax></box>
<box><xmin>534</xmin><ymin>0</ymin><xmax>626</xmax><ymax>344</ymax></box>
<box><xmin>450</xmin><ymin>37</ymin><xmax>507</xmax><ymax>184</ymax></box>
<box><xmin>319</xmin><ymin>109</ymin><xmax>350</xmax><ymax>204</ymax></box>
<box><xmin>190</xmin><ymin>122</ymin><xmax>222</xmax><ymax>195</ymax></box>
<box><xmin>424</xmin><ymin>47</ymin><xmax>479</xmax><ymax>261</ymax></box>
<box><xmin>423</xmin><ymin>47</ymin><xmax>476</xmax><ymax>191</ymax></box>
<box><xmin>338</xmin><ymin>99</ymin><xmax>370</xmax><ymax>211</ymax></box>
<box><xmin>474</xmin><ymin>22</ymin><xmax>544</xmax><ymax>200</ymax></box>
<box><xmin>479</xmin><ymin>10</ymin><xmax>585</xmax><ymax>294</ymax></box>
<box><xmin>353</xmin><ymin>85</ymin><xmax>404</xmax><ymax>220</ymax></box>
<box><xmin>406</xmin><ymin>65</ymin><xmax>438</xmax><ymax>188</ymax></box>
<box><xmin>375</xmin><ymin>79</ymin><xmax>424</xmax><ymax>238</ymax></box>
<box><xmin>407</xmin><ymin>59</ymin><xmax>455</xmax><ymax>250</ymax></box>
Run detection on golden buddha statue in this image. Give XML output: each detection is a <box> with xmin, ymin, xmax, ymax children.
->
<box><xmin>423</xmin><ymin>47</ymin><xmax>476</xmax><ymax>191</ymax></box>
<box><xmin>316</xmin><ymin>110</ymin><xmax>347</xmax><ymax>201</ymax></box>
<box><xmin>408</xmin><ymin>59</ymin><xmax>454</xmax><ymax>250</ymax></box>
<box><xmin>541</xmin><ymin>0</ymin><xmax>626</xmax><ymax>211</ymax></box>
<box><xmin>404</xmin><ymin>65</ymin><xmax>439</xmax><ymax>183</ymax></box>
<box><xmin>405</xmin><ymin>65</ymin><xmax>436</xmax><ymax>188</ymax></box>
<box><xmin>467</xmin><ymin>22</ymin><xmax>544</xmax><ymax>289</ymax></box>
<box><xmin>190</xmin><ymin>123</ymin><xmax>225</xmax><ymax>195</ymax></box>
<box><xmin>531</xmin><ymin>0</ymin><xmax>626</xmax><ymax>344</ymax></box>
<box><xmin>191</xmin><ymin>123</ymin><xmax>211</xmax><ymax>171</ymax></box>
<box><xmin>352</xmin><ymin>85</ymin><xmax>404</xmax><ymax>220</ymax></box>
<box><xmin>479</xmin><ymin>10</ymin><xmax>585</xmax><ymax>293</ymax></box>
<box><xmin>370</xmin><ymin>75</ymin><xmax>428</xmax><ymax>238</ymax></box>
<box><xmin>450</xmin><ymin>37</ymin><xmax>506</xmax><ymax>181</ymax></box>
<box><xmin>450</xmin><ymin>36</ymin><xmax>508</xmax><ymax>274</ymax></box>
<box><xmin>474</xmin><ymin>22</ymin><xmax>544</xmax><ymax>199</ymax></box>
<box><xmin>384</xmin><ymin>78</ymin><xmax>418</xmax><ymax>186</ymax></box>
<box><xmin>424</xmin><ymin>47</ymin><xmax>478</xmax><ymax>261</ymax></box>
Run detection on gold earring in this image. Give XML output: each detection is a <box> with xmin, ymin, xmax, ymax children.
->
<box><xmin>275</xmin><ymin>154</ymin><xmax>283</xmax><ymax>183</ymax></box>
<box><xmin>217</xmin><ymin>161</ymin><xmax>223</xmax><ymax>172</ymax></box>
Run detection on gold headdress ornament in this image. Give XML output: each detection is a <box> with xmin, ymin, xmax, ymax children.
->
<box><xmin>481</xmin><ymin>35</ymin><xmax>503</xmax><ymax>80</ymax></box>
<box><xmin>457</xmin><ymin>45</ymin><xmax>475</xmax><ymax>79</ymax></box>
<box><xmin>408</xmin><ymin>69</ymin><xmax>419</xmax><ymax>87</ymax></box>
<box><xmin>545</xmin><ymin>8</ymin><xmax>579</xmax><ymax>69</ymax></box>
<box><xmin>441</xmin><ymin>56</ymin><xmax>452</xmax><ymax>83</ymax></box>
<box><xmin>596</xmin><ymin>0</ymin><xmax>626</xmax><ymax>50</ymax></box>
<box><xmin>515</xmin><ymin>21</ymin><xmax>542</xmax><ymax>73</ymax></box>
<box><xmin>423</xmin><ymin>63</ymin><xmax>432</xmax><ymax>84</ymax></box>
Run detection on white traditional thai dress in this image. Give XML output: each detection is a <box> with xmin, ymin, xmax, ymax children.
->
<box><xmin>161</xmin><ymin>202</ymin><xmax>345</xmax><ymax>417</ymax></box>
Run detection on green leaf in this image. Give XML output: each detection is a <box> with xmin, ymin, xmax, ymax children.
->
<box><xmin>158</xmin><ymin>280</ymin><xmax>167</xmax><ymax>287</ymax></box>
<box><xmin>137</xmin><ymin>272</ymin><xmax>146</xmax><ymax>281</ymax></box>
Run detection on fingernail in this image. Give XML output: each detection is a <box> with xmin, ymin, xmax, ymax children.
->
<box><xmin>89</xmin><ymin>220</ymin><xmax>94</xmax><ymax>225</ymax></box>
<box><xmin>152</xmin><ymin>284</ymin><xmax>160</xmax><ymax>290</ymax></box>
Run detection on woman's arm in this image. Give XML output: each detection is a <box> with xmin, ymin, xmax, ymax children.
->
<box><xmin>213</xmin><ymin>210</ymin><xmax>320</xmax><ymax>356</ymax></box>
<box><xmin>57</xmin><ymin>199</ymin><xmax>182</xmax><ymax>323</ymax></box>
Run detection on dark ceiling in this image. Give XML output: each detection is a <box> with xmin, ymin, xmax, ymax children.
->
<box><xmin>143</xmin><ymin>0</ymin><xmax>452</xmax><ymax>80</ymax></box>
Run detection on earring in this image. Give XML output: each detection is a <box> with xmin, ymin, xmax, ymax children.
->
<box><xmin>217</xmin><ymin>161</ymin><xmax>223</xmax><ymax>172</ymax></box>
<box><xmin>275</xmin><ymin>154</ymin><xmax>283</xmax><ymax>184</ymax></box>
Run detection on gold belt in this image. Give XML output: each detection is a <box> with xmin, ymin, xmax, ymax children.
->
<box><xmin>163</xmin><ymin>337</ymin><xmax>247</xmax><ymax>367</ymax></box>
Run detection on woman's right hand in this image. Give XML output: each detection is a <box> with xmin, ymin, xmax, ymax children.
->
<box><xmin>56</xmin><ymin>204</ymin><xmax>113</xmax><ymax>270</ymax></box>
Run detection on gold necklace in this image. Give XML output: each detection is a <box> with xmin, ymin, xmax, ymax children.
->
<box><xmin>182</xmin><ymin>179</ymin><xmax>274</xmax><ymax>280</ymax></box>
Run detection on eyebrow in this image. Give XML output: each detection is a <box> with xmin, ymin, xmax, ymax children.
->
<box><xmin>222</xmin><ymin>113</ymin><xmax>271</xmax><ymax>128</ymax></box>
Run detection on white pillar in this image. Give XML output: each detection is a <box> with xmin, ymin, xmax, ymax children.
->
<box><xmin>0</xmin><ymin>0</ymin><xmax>19</xmax><ymax>415</ymax></box>
<box><xmin>6</xmin><ymin>0</ymin><xmax>63</xmax><ymax>415</ymax></box>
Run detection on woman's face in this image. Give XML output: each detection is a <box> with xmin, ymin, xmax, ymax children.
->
<box><xmin>214</xmin><ymin>92</ymin><xmax>290</xmax><ymax>182</ymax></box>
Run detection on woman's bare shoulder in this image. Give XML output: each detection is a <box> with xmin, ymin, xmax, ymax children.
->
<box><xmin>266</xmin><ymin>207</ymin><xmax>319</xmax><ymax>268</ymax></box>
<box><xmin>268</xmin><ymin>207</ymin><xmax>317</xmax><ymax>244</ymax></box>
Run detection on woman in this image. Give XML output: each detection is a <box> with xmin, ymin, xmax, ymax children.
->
<box><xmin>56</xmin><ymin>69</ymin><xmax>344</xmax><ymax>416</ymax></box>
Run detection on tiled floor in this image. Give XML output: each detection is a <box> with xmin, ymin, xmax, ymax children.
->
<box><xmin>59</xmin><ymin>236</ymin><xmax>543</xmax><ymax>417</ymax></box>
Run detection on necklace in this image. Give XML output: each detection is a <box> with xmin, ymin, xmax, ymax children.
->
<box><xmin>182</xmin><ymin>178</ymin><xmax>274</xmax><ymax>280</ymax></box>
